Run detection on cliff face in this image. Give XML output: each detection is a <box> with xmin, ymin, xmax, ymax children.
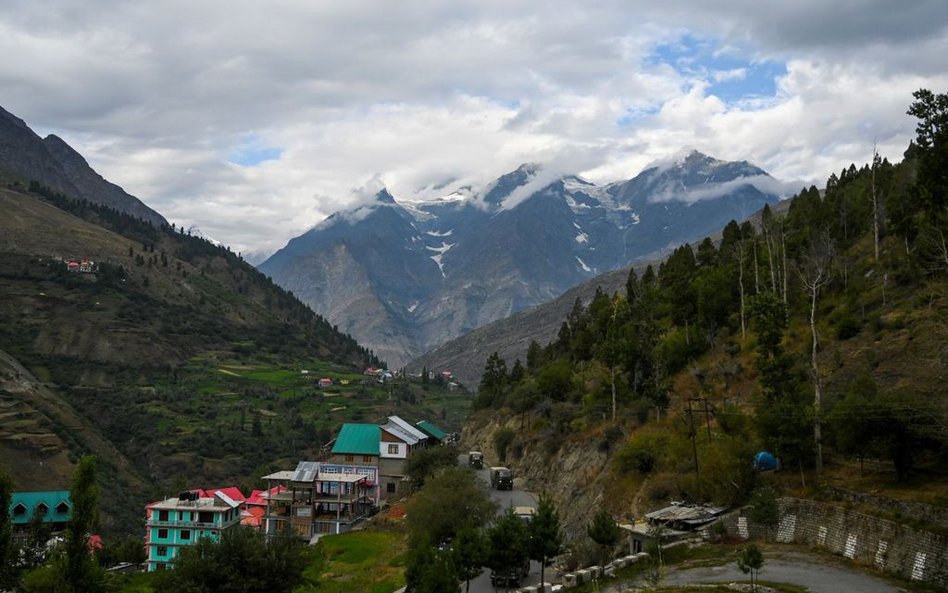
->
<box><xmin>462</xmin><ymin>411</ymin><xmax>619</xmax><ymax>541</ymax></box>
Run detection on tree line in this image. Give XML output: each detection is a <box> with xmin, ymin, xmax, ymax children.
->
<box><xmin>475</xmin><ymin>89</ymin><xmax>948</xmax><ymax>487</ymax></box>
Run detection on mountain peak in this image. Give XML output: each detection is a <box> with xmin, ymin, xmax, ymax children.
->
<box><xmin>376</xmin><ymin>188</ymin><xmax>397</xmax><ymax>204</ymax></box>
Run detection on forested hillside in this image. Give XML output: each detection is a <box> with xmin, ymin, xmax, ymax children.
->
<box><xmin>0</xmin><ymin>173</ymin><xmax>420</xmax><ymax>533</ymax></box>
<box><xmin>468</xmin><ymin>90</ymin><xmax>948</xmax><ymax>515</ymax></box>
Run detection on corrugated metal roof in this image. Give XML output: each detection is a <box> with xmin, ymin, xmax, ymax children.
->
<box><xmin>214</xmin><ymin>491</ymin><xmax>241</xmax><ymax>509</ymax></box>
<box><xmin>388</xmin><ymin>416</ymin><xmax>428</xmax><ymax>441</ymax></box>
<box><xmin>381</xmin><ymin>422</ymin><xmax>421</xmax><ymax>445</ymax></box>
<box><xmin>416</xmin><ymin>420</ymin><xmax>446</xmax><ymax>440</ymax></box>
<box><xmin>293</xmin><ymin>461</ymin><xmax>320</xmax><ymax>482</ymax></box>
<box><xmin>331</xmin><ymin>423</ymin><xmax>380</xmax><ymax>455</ymax></box>
<box><xmin>10</xmin><ymin>491</ymin><xmax>71</xmax><ymax>525</ymax></box>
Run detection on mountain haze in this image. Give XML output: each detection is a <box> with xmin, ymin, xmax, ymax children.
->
<box><xmin>261</xmin><ymin>151</ymin><xmax>784</xmax><ymax>366</ymax></box>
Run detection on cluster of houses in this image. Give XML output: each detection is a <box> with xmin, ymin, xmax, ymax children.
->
<box><xmin>6</xmin><ymin>415</ymin><xmax>450</xmax><ymax>572</ymax></box>
<box><xmin>63</xmin><ymin>258</ymin><xmax>97</xmax><ymax>273</ymax></box>
<box><xmin>142</xmin><ymin>415</ymin><xmax>448</xmax><ymax>571</ymax></box>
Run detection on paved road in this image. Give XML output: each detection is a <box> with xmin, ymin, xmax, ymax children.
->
<box><xmin>458</xmin><ymin>454</ymin><xmax>542</xmax><ymax>593</ymax></box>
<box><xmin>659</xmin><ymin>551</ymin><xmax>901</xmax><ymax>593</ymax></box>
<box><xmin>594</xmin><ymin>550</ymin><xmax>901</xmax><ymax>593</ymax></box>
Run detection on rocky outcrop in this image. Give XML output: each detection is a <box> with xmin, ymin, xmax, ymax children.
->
<box><xmin>461</xmin><ymin>411</ymin><xmax>616</xmax><ymax>541</ymax></box>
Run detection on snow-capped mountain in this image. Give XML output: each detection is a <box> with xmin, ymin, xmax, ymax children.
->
<box><xmin>259</xmin><ymin>151</ymin><xmax>784</xmax><ymax>366</ymax></box>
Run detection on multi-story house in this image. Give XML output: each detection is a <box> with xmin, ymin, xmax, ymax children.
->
<box><xmin>261</xmin><ymin>461</ymin><xmax>372</xmax><ymax>540</ymax></box>
<box><xmin>378</xmin><ymin>416</ymin><xmax>429</xmax><ymax>499</ymax></box>
<box><xmin>145</xmin><ymin>491</ymin><xmax>242</xmax><ymax>571</ymax></box>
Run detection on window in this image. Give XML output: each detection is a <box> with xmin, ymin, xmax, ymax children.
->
<box><xmin>158</xmin><ymin>510</ymin><xmax>169</xmax><ymax>522</ymax></box>
<box><xmin>56</xmin><ymin>501</ymin><xmax>70</xmax><ymax>514</ymax></box>
<box><xmin>12</xmin><ymin>503</ymin><xmax>26</xmax><ymax>516</ymax></box>
<box><xmin>198</xmin><ymin>511</ymin><xmax>214</xmax><ymax>524</ymax></box>
<box><xmin>157</xmin><ymin>529</ymin><xmax>168</xmax><ymax>539</ymax></box>
<box><xmin>386</xmin><ymin>482</ymin><xmax>396</xmax><ymax>494</ymax></box>
<box><xmin>157</xmin><ymin>546</ymin><xmax>168</xmax><ymax>557</ymax></box>
<box><xmin>363</xmin><ymin>455</ymin><xmax>374</xmax><ymax>462</ymax></box>
<box><xmin>387</xmin><ymin>444</ymin><xmax>399</xmax><ymax>454</ymax></box>
<box><xmin>345</xmin><ymin>455</ymin><xmax>354</xmax><ymax>462</ymax></box>
<box><xmin>181</xmin><ymin>530</ymin><xmax>191</xmax><ymax>541</ymax></box>
<box><xmin>36</xmin><ymin>503</ymin><xmax>49</xmax><ymax>516</ymax></box>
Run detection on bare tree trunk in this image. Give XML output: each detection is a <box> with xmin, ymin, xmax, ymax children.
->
<box><xmin>809</xmin><ymin>284</ymin><xmax>823</xmax><ymax>474</ymax></box>
<box><xmin>738</xmin><ymin>243</ymin><xmax>747</xmax><ymax>340</ymax></box>
<box><xmin>799</xmin><ymin>233</ymin><xmax>834</xmax><ymax>474</ymax></box>
<box><xmin>764</xmin><ymin>230</ymin><xmax>777</xmax><ymax>293</ymax></box>
<box><xmin>872</xmin><ymin>143</ymin><xmax>881</xmax><ymax>262</ymax></box>
<box><xmin>781</xmin><ymin>228</ymin><xmax>789</xmax><ymax>304</ymax></box>
<box><xmin>611</xmin><ymin>364</ymin><xmax>617</xmax><ymax>424</ymax></box>
<box><xmin>753</xmin><ymin>240</ymin><xmax>760</xmax><ymax>294</ymax></box>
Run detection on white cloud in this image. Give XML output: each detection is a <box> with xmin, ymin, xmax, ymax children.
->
<box><xmin>0</xmin><ymin>1</ymin><xmax>946</xmax><ymax>255</ymax></box>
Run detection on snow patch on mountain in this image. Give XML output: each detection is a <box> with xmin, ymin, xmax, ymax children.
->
<box><xmin>426</xmin><ymin>241</ymin><xmax>455</xmax><ymax>278</ymax></box>
<box><xmin>575</xmin><ymin>256</ymin><xmax>592</xmax><ymax>272</ymax></box>
<box><xmin>564</xmin><ymin>193</ymin><xmax>591</xmax><ymax>212</ymax></box>
<box><xmin>426</xmin><ymin>229</ymin><xmax>454</xmax><ymax>237</ymax></box>
<box><xmin>575</xmin><ymin>232</ymin><xmax>589</xmax><ymax>244</ymax></box>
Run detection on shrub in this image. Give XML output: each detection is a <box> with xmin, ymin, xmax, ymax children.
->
<box><xmin>493</xmin><ymin>428</ymin><xmax>516</xmax><ymax>463</ymax></box>
<box><xmin>614</xmin><ymin>430</ymin><xmax>665</xmax><ymax>474</ymax></box>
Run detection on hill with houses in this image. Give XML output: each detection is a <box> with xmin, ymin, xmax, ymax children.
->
<box><xmin>0</xmin><ymin>104</ymin><xmax>471</xmax><ymax>534</ymax></box>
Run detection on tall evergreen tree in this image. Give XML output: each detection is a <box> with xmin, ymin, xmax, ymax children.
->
<box><xmin>64</xmin><ymin>456</ymin><xmax>104</xmax><ymax>593</ymax></box>
<box><xmin>528</xmin><ymin>493</ymin><xmax>563</xmax><ymax>586</ymax></box>
<box><xmin>0</xmin><ymin>470</ymin><xmax>16</xmax><ymax>591</ymax></box>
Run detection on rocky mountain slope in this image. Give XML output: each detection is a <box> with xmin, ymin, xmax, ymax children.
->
<box><xmin>408</xmin><ymin>199</ymin><xmax>793</xmax><ymax>387</ymax></box>
<box><xmin>0</xmin><ymin>104</ymin><xmax>167</xmax><ymax>226</ymax></box>
<box><xmin>0</xmin><ymin>176</ymin><xmax>375</xmax><ymax>533</ymax></box>
<box><xmin>261</xmin><ymin>152</ymin><xmax>783</xmax><ymax>366</ymax></box>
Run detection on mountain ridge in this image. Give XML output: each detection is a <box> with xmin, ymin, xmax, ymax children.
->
<box><xmin>260</xmin><ymin>151</ymin><xmax>785</xmax><ymax>366</ymax></box>
<box><xmin>0</xmin><ymin>104</ymin><xmax>167</xmax><ymax>226</ymax></box>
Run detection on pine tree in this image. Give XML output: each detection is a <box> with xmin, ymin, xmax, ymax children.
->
<box><xmin>529</xmin><ymin>493</ymin><xmax>563</xmax><ymax>586</ymax></box>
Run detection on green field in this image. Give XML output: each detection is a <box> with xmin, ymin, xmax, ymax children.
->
<box><xmin>295</xmin><ymin>530</ymin><xmax>407</xmax><ymax>593</ymax></box>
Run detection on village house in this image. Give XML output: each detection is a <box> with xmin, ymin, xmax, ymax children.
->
<box><xmin>9</xmin><ymin>491</ymin><xmax>72</xmax><ymax>537</ymax></box>
<box><xmin>415</xmin><ymin>420</ymin><xmax>447</xmax><ymax>444</ymax></box>
<box><xmin>145</xmin><ymin>490</ymin><xmax>242</xmax><ymax>571</ymax></box>
<box><xmin>325</xmin><ymin>417</ymin><xmax>443</xmax><ymax>500</ymax></box>
<box><xmin>378</xmin><ymin>416</ymin><xmax>429</xmax><ymax>498</ymax></box>
<box><xmin>261</xmin><ymin>461</ymin><xmax>372</xmax><ymax>540</ymax></box>
<box><xmin>318</xmin><ymin>377</ymin><xmax>333</xmax><ymax>389</ymax></box>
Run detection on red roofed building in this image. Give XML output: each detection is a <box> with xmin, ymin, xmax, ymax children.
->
<box><xmin>202</xmin><ymin>487</ymin><xmax>246</xmax><ymax>503</ymax></box>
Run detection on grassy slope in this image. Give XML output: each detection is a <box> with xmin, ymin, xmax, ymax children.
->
<box><xmin>0</xmin><ymin>186</ymin><xmax>472</xmax><ymax>533</ymax></box>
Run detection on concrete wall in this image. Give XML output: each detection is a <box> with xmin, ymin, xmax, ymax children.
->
<box><xmin>720</xmin><ymin>497</ymin><xmax>948</xmax><ymax>588</ymax></box>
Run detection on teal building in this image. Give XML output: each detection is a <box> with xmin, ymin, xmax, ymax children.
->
<box><xmin>9</xmin><ymin>491</ymin><xmax>72</xmax><ymax>531</ymax></box>
<box><xmin>145</xmin><ymin>491</ymin><xmax>241</xmax><ymax>571</ymax></box>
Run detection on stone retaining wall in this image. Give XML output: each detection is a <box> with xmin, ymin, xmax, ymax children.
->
<box><xmin>823</xmin><ymin>486</ymin><xmax>948</xmax><ymax>529</ymax></box>
<box><xmin>720</xmin><ymin>497</ymin><xmax>948</xmax><ymax>588</ymax></box>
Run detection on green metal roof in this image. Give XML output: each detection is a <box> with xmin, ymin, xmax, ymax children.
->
<box><xmin>416</xmin><ymin>420</ymin><xmax>446</xmax><ymax>440</ymax></box>
<box><xmin>331</xmin><ymin>423</ymin><xmax>379</xmax><ymax>456</ymax></box>
<box><xmin>10</xmin><ymin>491</ymin><xmax>72</xmax><ymax>525</ymax></box>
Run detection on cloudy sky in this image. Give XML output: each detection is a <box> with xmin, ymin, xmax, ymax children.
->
<box><xmin>3</xmin><ymin>1</ymin><xmax>947</xmax><ymax>259</ymax></box>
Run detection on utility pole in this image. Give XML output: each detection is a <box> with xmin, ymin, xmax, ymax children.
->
<box><xmin>687</xmin><ymin>399</ymin><xmax>699</xmax><ymax>482</ymax></box>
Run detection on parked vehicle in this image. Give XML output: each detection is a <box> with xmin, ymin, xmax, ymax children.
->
<box><xmin>468</xmin><ymin>451</ymin><xmax>484</xmax><ymax>469</ymax></box>
<box><xmin>490</xmin><ymin>560</ymin><xmax>530</xmax><ymax>587</ymax></box>
<box><xmin>490</xmin><ymin>466</ymin><xmax>513</xmax><ymax>490</ymax></box>
<box><xmin>513</xmin><ymin>505</ymin><xmax>535</xmax><ymax>524</ymax></box>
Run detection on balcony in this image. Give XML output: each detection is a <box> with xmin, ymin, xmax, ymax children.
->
<box><xmin>146</xmin><ymin>517</ymin><xmax>240</xmax><ymax>530</ymax></box>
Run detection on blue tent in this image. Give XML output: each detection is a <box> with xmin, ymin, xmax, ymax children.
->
<box><xmin>753</xmin><ymin>451</ymin><xmax>779</xmax><ymax>471</ymax></box>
